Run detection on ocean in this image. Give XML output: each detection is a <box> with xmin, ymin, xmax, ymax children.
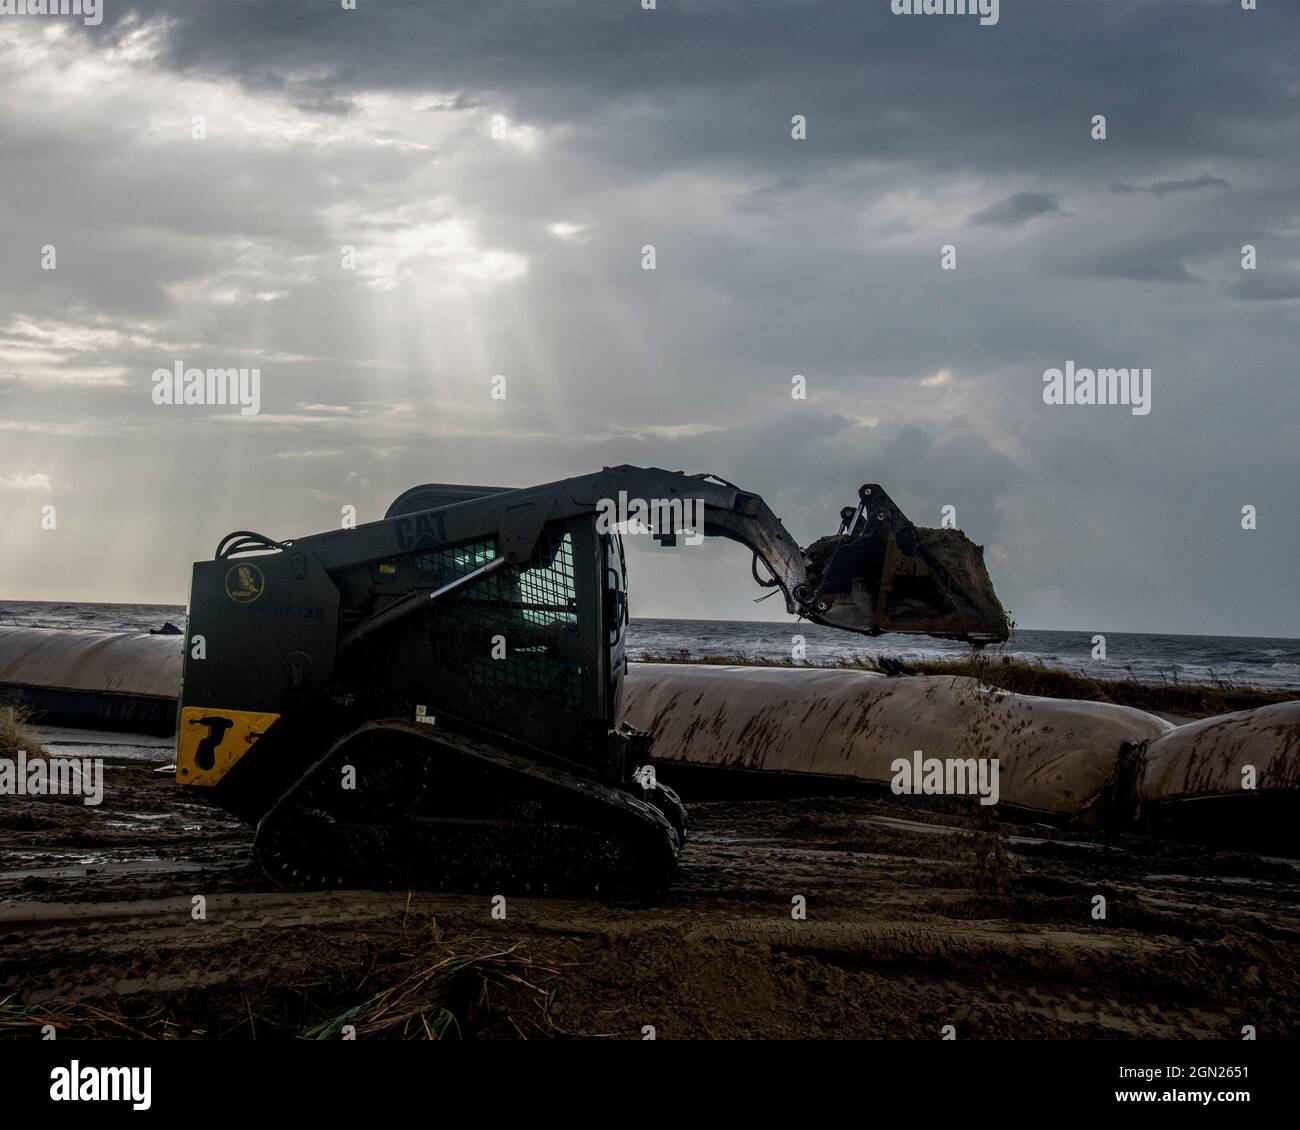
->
<box><xmin>2</xmin><ymin>600</ymin><xmax>1298</xmax><ymax>690</ymax></box>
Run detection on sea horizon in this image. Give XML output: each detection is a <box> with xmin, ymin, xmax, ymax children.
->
<box><xmin>0</xmin><ymin>595</ymin><xmax>1296</xmax><ymax>644</ymax></box>
<box><xmin>3</xmin><ymin>599</ymin><xmax>1298</xmax><ymax>691</ymax></box>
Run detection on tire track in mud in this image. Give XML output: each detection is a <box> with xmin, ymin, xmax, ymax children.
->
<box><xmin>0</xmin><ymin>764</ymin><xmax>1296</xmax><ymax>1038</ymax></box>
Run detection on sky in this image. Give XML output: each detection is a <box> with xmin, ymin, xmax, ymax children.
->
<box><xmin>0</xmin><ymin>0</ymin><xmax>1297</xmax><ymax>636</ymax></box>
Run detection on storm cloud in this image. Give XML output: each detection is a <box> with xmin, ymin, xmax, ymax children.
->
<box><xmin>0</xmin><ymin>0</ymin><xmax>1297</xmax><ymax>637</ymax></box>
<box><xmin>969</xmin><ymin>192</ymin><xmax>1063</xmax><ymax>228</ymax></box>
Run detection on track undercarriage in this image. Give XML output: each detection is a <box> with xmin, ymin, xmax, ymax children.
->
<box><xmin>251</xmin><ymin>721</ymin><xmax>687</xmax><ymax>896</ymax></box>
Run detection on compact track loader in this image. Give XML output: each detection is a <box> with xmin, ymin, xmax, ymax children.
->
<box><xmin>176</xmin><ymin>466</ymin><xmax>1008</xmax><ymax>894</ymax></box>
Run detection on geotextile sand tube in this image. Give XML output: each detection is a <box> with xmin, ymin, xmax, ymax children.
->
<box><xmin>1135</xmin><ymin>700</ymin><xmax>1300</xmax><ymax>803</ymax></box>
<box><xmin>620</xmin><ymin>662</ymin><xmax>1173</xmax><ymax>821</ymax></box>
<box><xmin>0</xmin><ymin>628</ymin><xmax>1293</xmax><ymax>842</ymax></box>
<box><xmin>0</xmin><ymin>626</ymin><xmax>182</xmax><ymax>734</ymax></box>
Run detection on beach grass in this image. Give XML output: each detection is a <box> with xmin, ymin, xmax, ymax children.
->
<box><xmin>2</xmin><ymin>935</ymin><xmax>565</xmax><ymax>1041</ymax></box>
<box><xmin>0</xmin><ymin>704</ymin><xmax>45</xmax><ymax>760</ymax></box>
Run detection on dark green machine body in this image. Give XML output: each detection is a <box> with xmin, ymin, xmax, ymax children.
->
<box><xmin>183</xmin><ymin>512</ymin><xmax>626</xmax><ymax>825</ymax></box>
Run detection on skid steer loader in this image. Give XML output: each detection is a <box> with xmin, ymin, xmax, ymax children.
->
<box><xmin>176</xmin><ymin>466</ymin><xmax>1008</xmax><ymax>894</ymax></box>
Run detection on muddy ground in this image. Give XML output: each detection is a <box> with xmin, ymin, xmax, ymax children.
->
<box><xmin>1</xmin><ymin>750</ymin><xmax>1297</xmax><ymax>1040</ymax></box>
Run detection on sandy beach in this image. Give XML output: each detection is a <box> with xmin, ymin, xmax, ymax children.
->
<box><xmin>2</xmin><ymin>724</ymin><xmax>1297</xmax><ymax>1040</ymax></box>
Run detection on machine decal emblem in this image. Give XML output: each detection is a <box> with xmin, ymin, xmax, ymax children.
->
<box><xmin>176</xmin><ymin>707</ymin><xmax>281</xmax><ymax>786</ymax></box>
<box><xmin>224</xmin><ymin>562</ymin><xmax>266</xmax><ymax>604</ymax></box>
<box><xmin>394</xmin><ymin>512</ymin><xmax>448</xmax><ymax>552</ymax></box>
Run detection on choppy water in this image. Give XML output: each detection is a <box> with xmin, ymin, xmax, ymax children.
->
<box><xmin>2</xmin><ymin>601</ymin><xmax>1298</xmax><ymax>690</ymax></box>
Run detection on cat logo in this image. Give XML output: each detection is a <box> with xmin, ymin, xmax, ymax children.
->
<box><xmin>224</xmin><ymin>562</ymin><xmax>266</xmax><ymax>604</ymax></box>
<box><xmin>394</xmin><ymin>512</ymin><xmax>448</xmax><ymax>552</ymax></box>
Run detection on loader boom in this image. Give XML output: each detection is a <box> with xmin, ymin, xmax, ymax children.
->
<box><xmin>281</xmin><ymin>466</ymin><xmax>810</xmax><ymax>614</ymax></box>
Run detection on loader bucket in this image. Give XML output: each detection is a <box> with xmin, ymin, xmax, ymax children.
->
<box><xmin>801</xmin><ymin>484</ymin><xmax>1009</xmax><ymax>643</ymax></box>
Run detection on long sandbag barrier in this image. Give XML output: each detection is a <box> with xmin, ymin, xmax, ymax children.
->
<box><xmin>0</xmin><ymin>626</ymin><xmax>182</xmax><ymax>735</ymax></box>
<box><xmin>0</xmin><ymin>627</ymin><xmax>1293</xmax><ymax>843</ymax></box>
<box><xmin>620</xmin><ymin>663</ymin><xmax>1175</xmax><ymax>822</ymax></box>
<box><xmin>1117</xmin><ymin>700</ymin><xmax>1300</xmax><ymax>846</ymax></box>
<box><xmin>1137</xmin><ymin>700</ymin><xmax>1300</xmax><ymax>801</ymax></box>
